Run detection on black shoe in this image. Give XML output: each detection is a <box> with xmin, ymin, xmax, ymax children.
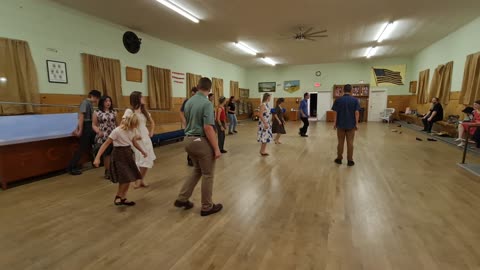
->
<box><xmin>334</xmin><ymin>159</ymin><xmax>342</xmax><ymax>165</ymax></box>
<box><xmin>416</xmin><ymin>137</ymin><xmax>423</xmax><ymax>141</ymax></box>
<box><xmin>121</xmin><ymin>198</ymin><xmax>136</xmax><ymax>206</ymax></box>
<box><xmin>221</xmin><ymin>150</ymin><xmax>228</xmax><ymax>153</ymax></box>
<box><xmin>201</xmin><ymin>204</ymin><xmax>223</xmax><ymax>216</ymax></box>
<box><xmin>347</xmin><ymin>161</ymin><xmax>355</xmax><ymax>167</ymax></box>
<box><xmin>301</xmin><ymin>134</ymin><xmax>308</xmax><ymax>137</ymax></box>
<box><xmin>187</xmin><ymin>159</ymin><xmax>194</xmax><ymax>167</ymax></box>
<box><xmin>174</xmin><ymin>200</ymin><xmax>194</xmax><ymax>210</ymax></box>
<box><xmin>233</xmin><ymin>130</ymin><xmax>238</xmax><ymax>133</ymax></box>
<box><xmin>228</xmin><ymin>132</ymin><xmax>234</xmax><ymax>135</ymax></box>
<box><xmin>69</xmin><ymin>169</ymin><xmax>82</xmax><ymax>176</ymax></box>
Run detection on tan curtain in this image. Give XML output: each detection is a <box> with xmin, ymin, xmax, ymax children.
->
<box><xmin>459</xmin><ymin>52</ymin><xmax>480</xmax><ymax>105</ymax></box>
<box><xmin>0</xmin><ymin>38</ymin><xmax>39</xmax><ymax>115</ymax></box>
<box><xmin>82</xmin><ymin>53</ymin><xmax>122</xmax><ymax>107</ymax></box>
<box><xmin>417</xmin><ymin>69</ymin><xmax>430</xmax><ymax>104</ymax></box>
<box><xmin>186</xmin><ymin>73</ymin><xmax>202</xmax><ymax>98</ymax></box>
<box><xmin>230</xmin><ymin>80</ymin><xmax>240</xmax><ymax>99</ymax></box>
<box><xmin>147</xmin><ymin>65</ymin><xmax>172</xmax><ymax>110</ymax></box>
<box><xmin>429</xmin><ymin>61</ymin><xmax>453</xmax><ymax>104</ymax></box>
<box><xmin>212</xmin><ymin>78</ymin><xmax>224</xmax><ymax>107</ymax></box>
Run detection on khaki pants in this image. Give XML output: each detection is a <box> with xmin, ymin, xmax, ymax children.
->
<box><xmin>337</xmin><ymin>128</ymin><xmax>356</xmax><ymax>161</ymax></box>
<box><xmin>177</xmin><ymin>137</ymin><xmax>215</xmax><ymax>211</ymax></box>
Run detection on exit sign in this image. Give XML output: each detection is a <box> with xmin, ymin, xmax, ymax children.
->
<box><xmin>314</xmin><ymin>83</ymin><xmax>321</xmax><ymax>87</ymax></box>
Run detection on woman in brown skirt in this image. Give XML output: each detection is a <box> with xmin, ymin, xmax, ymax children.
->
<box><xmin>272</xmin><ymin>98</ymin><xmax>286</xmax><ymax>144</ymax></box>
<box><xmin>94</xmin><ymin>114</ymin><xmax>147</xmax><ymax>206</ymax></box>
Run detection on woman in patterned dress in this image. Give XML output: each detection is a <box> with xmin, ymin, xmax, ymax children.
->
<box><xmin>272</xmin><ymin>98</ymin><xmax>286</xmax><ymax>144</ymax></box>
<box><xmin>258</xmin><ymin>93</ymin><xmax>273</xmax><ymax>156</ymax></box>
<box><xmin>93</xmin><ymin>96</ymin><xmax>117</xmax><ymax>179</ymax></box>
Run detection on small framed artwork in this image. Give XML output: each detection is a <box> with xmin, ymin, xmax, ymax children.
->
<box><xmin>47</xmin><ymin>60</ymin><xmax>68</xmax><ymax>84</ymax></box>
<box><xmin>259</xmin><ymin>82</ymin><xmax>276</xmax><ymax>92</ymax></box>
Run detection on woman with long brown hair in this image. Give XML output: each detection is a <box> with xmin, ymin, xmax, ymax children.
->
<box><xmin>272</xmin><ymin>98</ymin><xmax>286</xmax><ymax>144</ymax></box>
<box><xmin>123</xmin><ymin>91</ymin><xmax>156</xmax><ymax>188</ymax></box>
<box><xmin>257</xmin><ymin>93</ymin><xmax>273</xmax><ymax>156</ymax></box>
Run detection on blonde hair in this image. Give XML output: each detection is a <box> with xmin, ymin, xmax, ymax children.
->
<box><xmin>121</xmin><ymin>114</ymin><xmax>140</xmax><ymax>131</ymax></box>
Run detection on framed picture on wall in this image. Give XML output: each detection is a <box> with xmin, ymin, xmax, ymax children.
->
<box><xmin>259</xmin><ymin>82</ymin><xmax>276</xmax><ymax>92</ymax></box>
<box><xmin>47</xmin><ymin>60</ymin><xmax>68</xmax><ymax>84</ymax></box>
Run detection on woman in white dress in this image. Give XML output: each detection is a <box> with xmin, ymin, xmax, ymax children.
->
<box><xmin>123</xmin><ymin>91</ymin><xmax>156</xmax><ymax>188</ymax></box>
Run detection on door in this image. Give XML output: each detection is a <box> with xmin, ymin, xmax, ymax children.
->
<box><xmin>310</xmin><ymin>93</ymin><xmax>318</xmax><ymax>117</ymax></box>
<box><xmin>368</xmin><ymin>90</ymin><xmax>387</xmax><ymax>122</ymax></box>
<box><xmin>316</xmin><ymin>92</ymin><xmax>333</xmax><ymax>121</ymax></box>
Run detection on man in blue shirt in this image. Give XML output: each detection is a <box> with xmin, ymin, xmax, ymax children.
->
<box><xmin>332</xmin><ymin>84</ymin><xmax>360</xmax><ymax>166</ymax></box>
<box><xmin>299</xmin><ymin>92</ymin><xmax>310</xmax><ymax>137</ymax></box>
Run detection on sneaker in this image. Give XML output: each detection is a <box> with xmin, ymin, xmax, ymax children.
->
<box><xmin>220</xmin><ymin>150</ymin><xmax>228</xmax><ymax>153</ymax></box>
<box><xmin>334</xmin><ymin>159</ymin><xmax>342</xmax><ymax>165</ymax></box>
<box><xmin>200</xmin><ymin>204</ymin><xmax>223</xmax><ymax>217</ymax></box>
<box><xmin>347</xmin><ymin>161</ymin><xmax>355</xmax><ymax>167</ymax></box>
<box><xmin>458</xmin><ymin>142</ymin><xmax>465</xmax><ymax>147</ymax></box>
<box><xmin>69</xmin><ymin>169</ymin><xmax>82</xmax><ymax>176</ymax></box>
<box><xmin>174</xmin><ymin>200</ymin><xmax>194</xmax><ymax>210</ymax></box>
<box><xmin>454</xmin><ymin>138</ymin><xmax>462</xmax><ymax>142</ymax></box>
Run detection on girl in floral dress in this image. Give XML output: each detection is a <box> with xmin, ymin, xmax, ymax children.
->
<box><xmin>257</xmin><ymin>93</ymin><xmax>273</xmax><ymax>156</ymax></box>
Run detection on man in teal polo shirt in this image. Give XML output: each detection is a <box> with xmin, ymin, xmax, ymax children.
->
<box><xmin>174</xmin><ymin>77</ymin><xmax>223</xmax><ymax>217</ymax></box>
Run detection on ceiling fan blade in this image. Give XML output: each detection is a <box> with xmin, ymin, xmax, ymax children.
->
<box><xmin>308</xmin><ymin>30</ymin><xmax>328</xmax><ymax>35</ymax></box>
<box><xmin>309</xmin><ymin>35</ymin><xmax>328</xmax><ymax>38</ymax></box>
<box><xmin>303</xmin><ymin>27</ymin><xmax>314</xmax><ymax>35</ymax></box>
<box><xmin>306</xmin><ymin>37</ymin><xmax>316</xmax><ymax>41</ymax></box>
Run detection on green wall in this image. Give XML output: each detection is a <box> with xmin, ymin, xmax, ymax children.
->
<box><xmin>411</xmin><ymin>17</ymin><xmax>480</xmax><ymax>92</ymax></box>
<box><xmin>0</xmin><ymin>0</ymin><xmax>247</xmax><ymax>97</ymax></box>
<box><xmin>246</xmin><ymin>57</ymin><xmax>413</xmax><ymax>98</ymax></box>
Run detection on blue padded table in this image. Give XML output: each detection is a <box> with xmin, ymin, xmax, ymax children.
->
<box><xmin>0</xmin><ymin>113</ymin><xmax>88</xmax><ymax>189</ymax></box>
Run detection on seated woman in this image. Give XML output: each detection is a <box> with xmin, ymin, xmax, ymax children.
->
<box><xmin>456</xmin><ymin>102</ymin><xmax>480</xmax><ymax>147</ymax></box>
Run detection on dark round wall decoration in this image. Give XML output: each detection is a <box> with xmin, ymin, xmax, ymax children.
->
<box><xmin>123</xmin><ymin>31</ymin><xmax>142</xmax><ymax>54</ymax></box>
<box><xmin>315</xmin><ymin>71</ymin><xmax>322</xmax><ymax>77</ymax></box>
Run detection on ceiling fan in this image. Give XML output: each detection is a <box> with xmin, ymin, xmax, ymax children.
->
<box><xmin>287</xmin><ymin>27</ymin><xmax>328</xmax><ymax>41</ymax></box>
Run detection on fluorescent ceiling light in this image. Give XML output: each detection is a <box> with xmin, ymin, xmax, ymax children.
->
<box><xmin>156</xmin><ymin>0</ymin><xmax>200</xmax><ymax>23</ymax></box>
<box><xmin>376</xmin><ymin>22</ymin><xmax>396</xmax><ymax>43</ymax></box>
<box><xmin>365</xmin><ymin>47</ymin><xmax>378</xmax><ymax>58</ymax></box>
<box><xmin>0</xmin><ymin>77</ymin><xmax>6</xmax><ymax>83</ymax></box>
<box><xmin>262</xmin><ymin>57</ymin><xmax>276</xmax><ymax>66</ymax></box>
<box><xmin>234</xmin><ymin>42</ymin><xmax>258</xmax><ymax>55</ymax></box>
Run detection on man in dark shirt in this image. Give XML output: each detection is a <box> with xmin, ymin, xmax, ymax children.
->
<box><xmin>68</xmin><ymin>89</ymin><xmax>101</xmax><ymax>175</ymax></box>
<box><xmin>174</xmin><ymin>77</ymin><xmax>223</xmax><ymax>217</ymax></box>
<box><xmin>299</xmin><ymin>92</ymin><xmax>310</xmax><ymax>137</ymax></box>
<box><xmin>422</xmin><ymin>97</ymin><xmax>444</xmax><ymax>133</ymax></box>
<box><xmin>180</xmin><ymin>87</ymin><xmax>198</xmax><ymax>167</ymax></box>
<box><xmin>332</xmin><ymin>84</ymin><xmax>360</xmax><ymax>166</ymax></box>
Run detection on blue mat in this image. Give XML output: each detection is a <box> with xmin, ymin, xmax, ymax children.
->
<box><xmin>0</xmin><ymin>113</ymin><xmax>77</xmax><ymax>146</ymax></box>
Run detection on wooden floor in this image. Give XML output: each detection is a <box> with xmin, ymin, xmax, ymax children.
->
<box><xmin>1</xmin><ymin>121</ymin><xmax>480</xmax><ymax>270</ymax></box>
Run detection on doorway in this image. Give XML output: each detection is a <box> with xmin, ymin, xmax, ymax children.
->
<box><xmin>307</xmin><ymin>92</ymin><xmax>333</xmax><ymax>121</ymax></box>
<box><xmin>309</xmin><ymin>93</ymin><xmax>318</xmax><ymax>117</ymax></box>
<box><xmin>368</xmin><ymin>90</ymin><xmax>387</xmax><ymax>122</ymax></box>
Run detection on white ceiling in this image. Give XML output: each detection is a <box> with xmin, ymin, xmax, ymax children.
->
<box><xmin>52</xmin><ymin>0</ymin><xmax>480</xmax><ymax>67</ymax></box>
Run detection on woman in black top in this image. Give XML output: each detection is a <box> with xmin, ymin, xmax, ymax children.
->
<box><xmin>227</xmin><ymin>96</ymin><xmax>238</xmax><ymax>134</ymax></box>
<box><xmin>272</xmin><ymin>98</ymin><xmax>286</xmax><ymax>144</ymax></box>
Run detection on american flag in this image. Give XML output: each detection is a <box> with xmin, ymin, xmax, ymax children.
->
<box><xmin>172</xmin><ymin>72</ymin><xmax>185</xmax><ymax>84</ymax></box>
<box><xmin>373</xmin><ymin>68</ymin><xmax>404</xmax><ymax>85</ymax></box>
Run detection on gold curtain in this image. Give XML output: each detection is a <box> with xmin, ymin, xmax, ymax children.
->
<box><xmin>186</xmin><ymin>73</ymin><xmax>201</xmax><ymax>98</ymax></box>
<box><xmin>212</xmin><ymin>77</ymin><xmax>224</xmax><ymax>107</ymax></box>
<box><xmin>82</xmin><ymin>53</ymin><xmax>122</xmax><ymax>107</ymax></box>
<box><xmin>147</xmin><ymin>65</ymin><xmax>172</xmax><ymax>110</ymax></box>
<box><xmin>459</xmin><ymin>52</ymin><xmax>480</xmax><ymax>105</ymax></box>
<box><xmin>0</xmin><ymin>38</ymin><xmax>39</xmax><ymax>115</ymax></box>
<box><xmin>429</xmin><ymin>61</ymin><xmax>453</xmax><ymax>104</ymax></box>
<box><xmin>230</xmin><ymin>80</ymin><xmax>240</xmax><ymax>99</ymax></box>
<box><xmin>417</xmin><ymin>69</ymin><xmax>430</xmax><ymax>104</ymax></box>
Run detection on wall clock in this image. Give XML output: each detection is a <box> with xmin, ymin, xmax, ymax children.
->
<box><xmin>315</xmin><ymin>71</ymin><xmax>322</xmax><ymax>77</ymax></box>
